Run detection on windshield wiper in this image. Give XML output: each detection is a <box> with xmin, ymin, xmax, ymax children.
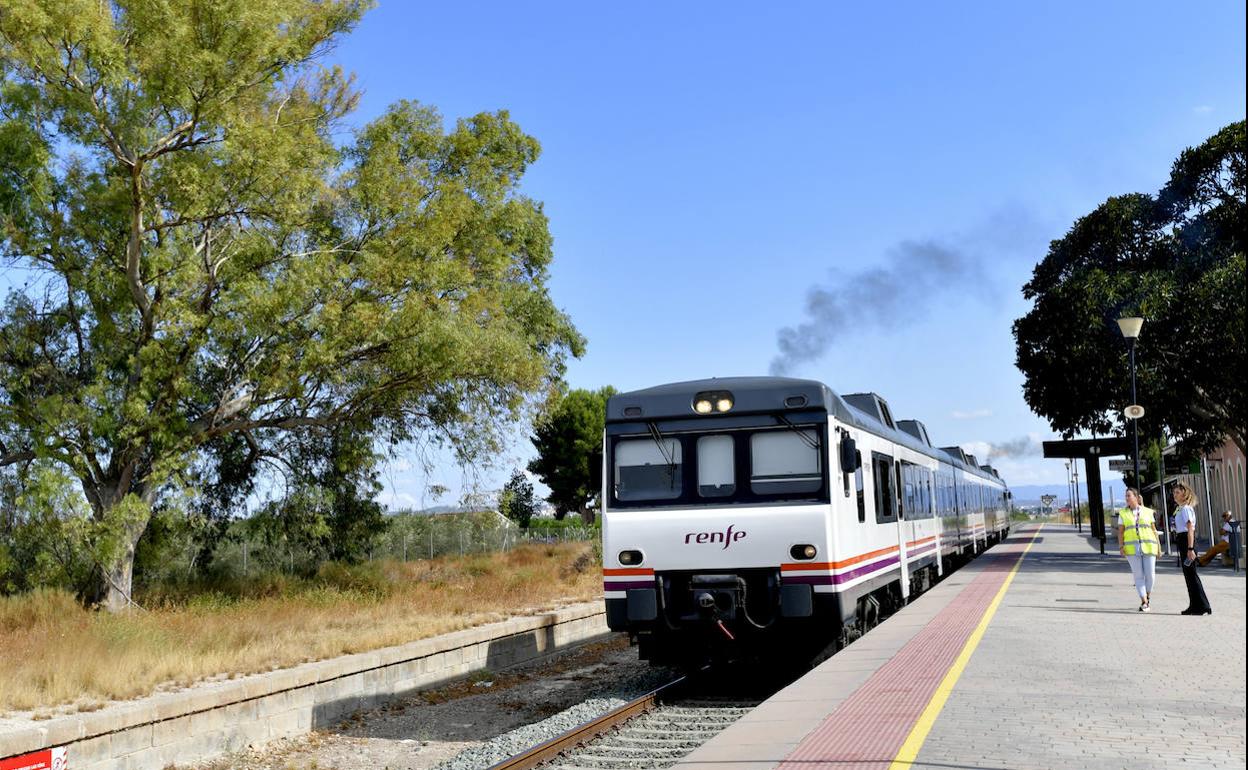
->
<box><xmin>776</xmin><ymin>413</ymin><xmax>821</xmax><ymax>451</ymax></box>
<box><xmin>645</xmin><ymin>422</ymin><xmax>680</xmax><ymax>490</ymax></box>
<box><xmin>646</xmin><ymin>421</ymin><xmax>678</xmax><ymax>468</ymax></box>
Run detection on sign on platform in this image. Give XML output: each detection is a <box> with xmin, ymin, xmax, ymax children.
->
<box><xmin>1165</xmin><ymin>459</ymin><xmax>1202</xmax><ymax>475</ymax></box>
<box><xmin>1108</xmin><ymin>459</ymin><xmax>1132</xmax><ymax>472</ymax></box>
<box><xmin>0</xmin><ymin>747</ymin><xmax>67</xmax><ymax>770</ymax></box>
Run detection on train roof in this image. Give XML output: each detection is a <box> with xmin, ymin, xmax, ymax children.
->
<box><xmin>606</xmin><ymin>377</ymin><xmax>1005</xmax><ymax>486</ymax></box>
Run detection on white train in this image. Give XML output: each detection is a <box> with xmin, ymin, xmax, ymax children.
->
<box><xmin>600</xmin><ymin>377</ymin><xmax>1011</xmax><ymax>666</ymax></box>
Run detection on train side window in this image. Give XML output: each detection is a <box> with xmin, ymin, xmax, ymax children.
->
<box><xmin>855</xmin><ymin>451</ymin><xmax>865</xmax><ymax>522</ymax></box>
<box><xmin>697</xmin><ymin>435</ymin><xmax>735</xmax><ymax>498</ymax></box>
<box><xmin>873</xmin><ymin>453</ymin><xmax>897</xmax><ymax>523</ymax></box>
<box><xmin>614</xmin><ymin>438</ymin><xmax>682</xmax><ymax>501</ymax></box>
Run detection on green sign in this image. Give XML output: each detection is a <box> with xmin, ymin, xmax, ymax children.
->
<box><xmin>1164</xmin><ymin>459</ymin><xmax>1201</xmax><ymax>475</ymax></box>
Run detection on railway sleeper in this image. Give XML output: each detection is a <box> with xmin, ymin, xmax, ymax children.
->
<box><xmin>608</xmin><ymin>733</ymin><xmax>722</xmax><ymax>744</ymax></box>
<box><xmin>579</xmin><ymin>746</ymin><xmax>691</xmax><ymax>758</ymax></box>
<box><xmin>555</xmin><ymin>755</ymin><xmax>679</xmax><ymax>769</ymax></box>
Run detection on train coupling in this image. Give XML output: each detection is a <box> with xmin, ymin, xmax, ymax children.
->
<box><xmin>688</xmin><ymin>574</ymin><xmax>746</xmax><ymax>621</ymax></box>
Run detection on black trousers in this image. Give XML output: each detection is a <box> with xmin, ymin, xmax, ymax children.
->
<box><xmin>1177</xmin><ymin>532</ymin><xmax>1211</xmax><ymax>612</ymax></box>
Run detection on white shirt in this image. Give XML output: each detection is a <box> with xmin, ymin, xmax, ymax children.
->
<box><xmin>1221</xmin><ymin>521</ymin><xmax>1232</xmax><ymax>543</ymax></box>
<box><xmin>1173</xmin><ymin>505</ymin><xmax>1196</xmax><ymax>536</ymax></box>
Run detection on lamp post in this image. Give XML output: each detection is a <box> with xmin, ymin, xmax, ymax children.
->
<box><xmin>1116</xmin><ymin>316</ymin><xmax>1145</xmax><ymax>493</ymax></box>
<box><xmin>1065</xmin><ymin>461</ymin><xmax>1073</xmax><ymax>526</ymax></box>
<box><xmin>1073</xmin><ymin>464</ymin><xmax>1081</xmax><ymax>531</ymax></box>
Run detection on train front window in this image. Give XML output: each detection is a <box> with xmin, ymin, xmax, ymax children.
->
<box><xmin>697</xmin><ymin>435</ymin><xmax>735</xmax><ymax>498</ymax></box>
<box><xmin>749</xmin><ymin>430</ymin><xmax>821</xmax><ymax>494</ymax></box>
<box><xmin>607</xmin><ymin>418</ymin><xmax>829</xmax><ymax>508</ymax></box>
<box><xmin>614</xmin><ymin>438</ymin><xmax>682</xmax><ymax>500</ymax></box>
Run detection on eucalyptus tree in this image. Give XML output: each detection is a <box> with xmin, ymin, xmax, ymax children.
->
<box><xmin>0</xmin><ymin>1</ymin><xmax>582</xmax><ymax>609</ymax></box>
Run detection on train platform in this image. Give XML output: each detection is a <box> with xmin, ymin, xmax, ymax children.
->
<box><xmin>676</xmin><ymin>523</ymin><xmax>1247</xmax><ymax>770</ymax></box>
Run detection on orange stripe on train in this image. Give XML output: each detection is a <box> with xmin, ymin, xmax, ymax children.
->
<box><xmin>781</xmin><ymin>543</ymin><xmax>900</xmax><ymax>571</ymax></box>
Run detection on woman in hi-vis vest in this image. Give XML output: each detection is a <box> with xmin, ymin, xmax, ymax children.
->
<box><xmin>1171</xmin><ymin>482</ymin><xmax>1211</xmax><ymax>616</ymax></box>
<box><xmin>1117</xmin><ymin>487</ymin><xmax>1160</xmax><ymax>612</ymax></box>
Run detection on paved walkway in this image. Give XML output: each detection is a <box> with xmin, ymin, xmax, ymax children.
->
<box><xmin>677</xmin><ymin>523</ymin><xmax>1246</xmax><ymax>770</ymax></box>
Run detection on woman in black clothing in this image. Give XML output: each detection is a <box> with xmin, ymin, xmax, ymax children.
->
<box><xmin>1171</xmin><ymin>482</ymin><xmax>1211</xmax><ymax>616</ymax></box>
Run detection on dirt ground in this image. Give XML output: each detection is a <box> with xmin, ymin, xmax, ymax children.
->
<box><xmin>188</xmin><ymin>635</ymin><xmax>661</xmax><ymax>770</ymax></box>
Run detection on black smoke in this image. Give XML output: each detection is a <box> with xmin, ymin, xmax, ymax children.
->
<box><xmin>770</xmin><ymin>239</ymin><xmax>988</xmax><ymax>375</ymax></box>
<box><xmin>968</xmin><ymin>436</ymin><xmax>1044</xmax><ymax>463</ymax></box>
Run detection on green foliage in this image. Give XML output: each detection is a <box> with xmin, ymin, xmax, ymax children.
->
<box><xmin>524</xmin><ymin>517</ymin><xmax>600</xmax><ymax>533</ymax></box>
<box><xmin>0</xmin><ymin>465</ymin><xmax>96</xmax><ymax>595</ymax></box>
<box><xmin>0</xmin><ymin>1</ymin><xmax>582</xmax><ymax>607</ymax></box>
<box><xmin>1013</xmin><ymin>122</ymin><xmax>1246</xmax><ymax>458</ymax></box>
<box><xmin>528</xmin><ymin>387</ymin><xmax>615</xmax><ymax>520</ymax></box>
<box><xmin>245</xmin><ymin>428</ymin><xmax>388</xmax><ymax>568</ymax></box>
<box><xmin>498</xmin><ymin>469</ymin><xmax>537</xmax><ymax>528</ymax></box>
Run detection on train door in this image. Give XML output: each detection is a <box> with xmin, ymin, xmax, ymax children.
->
<box><xmin>895</xmin><ymin>459</ymin><xmax>909</xmax><ymax>600</ymax></box>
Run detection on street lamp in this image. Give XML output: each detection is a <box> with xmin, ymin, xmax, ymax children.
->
<box><xmin>1065</xmin><ymin>461</ymin><xmax>1073</xmax><ymax>526</ymax></box>
<box><xmin>1117</xmin><ymin>316</ymin><xmax>1145</xmax><ymax>494</ymax></box>
<box><xmin>1073</xmin><ymin>464</ymin><xmax>1081</xmax><ymax>531</ymax></box>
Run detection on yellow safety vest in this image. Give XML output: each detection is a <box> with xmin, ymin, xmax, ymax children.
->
<box><xmin>1120</xmin><ymin>506</ymin><xmax>1160</xmax><ymax>556</ymax></box>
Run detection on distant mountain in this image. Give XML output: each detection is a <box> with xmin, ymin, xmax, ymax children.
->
<box><xmin>387</xmin><ymin>504</ymin><xmax>483</xmax><ymax>516</ymax></box>
<box><xmin>1009</xmin><ymin>483</ymin><xmax>1125</xmax><ymax>507</ymax></box>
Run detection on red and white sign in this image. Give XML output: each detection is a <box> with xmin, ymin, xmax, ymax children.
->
<box><xmin>0</xmin><ymin>747</ymin><xmax>67</xmax><ymax>770</ymax></box>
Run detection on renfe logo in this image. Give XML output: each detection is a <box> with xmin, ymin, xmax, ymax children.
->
<box><xmin>684</xmin><ymin>525</ymin><xmax>746</xmax><ymax>549</ymax></box>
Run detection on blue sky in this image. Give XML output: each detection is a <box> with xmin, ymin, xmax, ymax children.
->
<box><xmin>337</xmin><ymin>1</ymin><xmax>1246</xmax><ymax>508</ymax></box>
<box><xmin>7</xmin><ymin>3</ymin><xmax>1238</xmax><ymax>508</ymax></box>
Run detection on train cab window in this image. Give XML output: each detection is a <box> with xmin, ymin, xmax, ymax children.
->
<box><xmin>750</xmin><ymin>429</ymin><xmax>821</xmax><ymax>494</ymax></box>
<box><xmin>614</xmin><ymin>438</ymin><xmax>682</xmax><ymax>501</ymax></box>
<box><xmin>855</xmin><ymin>451</ymin><xmax>865</xmax><ymax>522</ymax></box>
<box><xmin>872</xmin><ymin>453</ymin><xmax>897</xmax><ymax>523</ymax></box>
<box><xmin>697</xmin><ymin>435</ymin><xmax>735</xmax><ymax>498</ymax></box>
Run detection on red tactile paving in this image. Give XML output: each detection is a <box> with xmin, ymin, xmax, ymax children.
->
<box><xmin>777</xmin><ymin>535</ymin><xmax>1033</xmax><ymax>770</ymax></box>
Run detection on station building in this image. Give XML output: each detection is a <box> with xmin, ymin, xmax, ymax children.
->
<box><xmin>1143</xmin><ymin>436</ymin><xmax>1245</xmax><ymax>562</ymax></box>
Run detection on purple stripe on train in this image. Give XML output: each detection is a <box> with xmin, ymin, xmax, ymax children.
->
<box><xmin>782</xmin><ymin>555</ymin><xmax>901</xmax><ymax>586</ymax></box>
<box><xmin>604</xmin><ymin>580</ymin><xmax>655</xmax><ymax>591</ymax></box>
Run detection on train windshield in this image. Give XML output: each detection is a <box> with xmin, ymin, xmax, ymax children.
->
<box><xmin>750</xmin><ymin>430</ymin><xmax>821</xmax><ymax>494</ymax></box>
<box><xmin>608</xmin><ymin>421</ymin><xmax>828</xmax><ymax>508</ymax></box>
<box><xmin>614</xmin><ymin>438</ymin><xmax>682</xmax><ymax>500</ymax></box>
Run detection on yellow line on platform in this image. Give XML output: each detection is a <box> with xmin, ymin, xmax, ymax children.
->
<box><xmin>889</xmin><ymin>525</ymin><xmax>1043</xmax><ymax>769</ymax></box>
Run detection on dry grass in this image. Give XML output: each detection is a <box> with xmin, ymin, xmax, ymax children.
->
<box><xmin>0</xmin><ymin>542</ymin><xmax>601</xmax><ymax>714</ymax></box>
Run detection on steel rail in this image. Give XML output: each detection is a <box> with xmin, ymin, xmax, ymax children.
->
<box><xmin>484</xmin><ymin>676</ymin><xmax>689</xmax><ymax>770</ymax></box>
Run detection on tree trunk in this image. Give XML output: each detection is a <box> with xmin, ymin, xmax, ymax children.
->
<box><xmin>89</xmin><ymin>488</ymin><xmax>151</xmax><ymax>612</ymax></box>
<box><xmin>98</xmin><ymin>545</ymin><xmax>138</xmax><ymax>612</ymax></box>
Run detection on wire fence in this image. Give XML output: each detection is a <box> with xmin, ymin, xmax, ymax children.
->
<box><xmin>150</xmin><ymin>513</ymin><xmax>601</xmax><ymax>581</ymax></box>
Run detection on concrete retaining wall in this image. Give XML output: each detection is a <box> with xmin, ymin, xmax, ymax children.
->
<box><xmin>0</xmin><ymin>602</ymin><xmax>610</xmax><ymax>770</ymax></box>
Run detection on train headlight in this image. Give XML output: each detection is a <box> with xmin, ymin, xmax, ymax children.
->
<box><xmin>618</xmin><ymin>550</ymin><xmax>643</xmax><ymax>566</ymax></box>
<box><xmin>693</xmin><ymin>390</ymin><xmax>733</xmax><ymax>415</ymax></box>
<box><xmin>790</xmin><ymin>544</ymin><xmax>818</xmax><ymax>560</ymax></box>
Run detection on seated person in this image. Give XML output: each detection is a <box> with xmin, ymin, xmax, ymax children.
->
<box><xmin>1198</xmin><ymin>511</ymin><xmax>1235</xmax><ymax>566</ymax></box>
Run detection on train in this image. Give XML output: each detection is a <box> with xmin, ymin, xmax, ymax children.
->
<box><xmin>600</xmin><ymin>376</ymin><xmax>1012</xmax><ymax>666</ymax></box>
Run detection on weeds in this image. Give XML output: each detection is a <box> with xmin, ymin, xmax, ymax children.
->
<box><xmin>0</xmin><ymin>542</ymin><xmax>600</xmax><ymax>713</ymax></box>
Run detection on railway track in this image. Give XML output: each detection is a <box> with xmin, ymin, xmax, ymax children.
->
<box><xmin>486</xmin><ymin>676</ymin><xmax>764</xmax><ymax>770</ymax></box>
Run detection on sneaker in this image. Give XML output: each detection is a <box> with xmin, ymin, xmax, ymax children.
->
<box><xmin>1141</xmin><ymin>603</ymin><xmax>1151</xmax><ymax>612</ymax></box>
